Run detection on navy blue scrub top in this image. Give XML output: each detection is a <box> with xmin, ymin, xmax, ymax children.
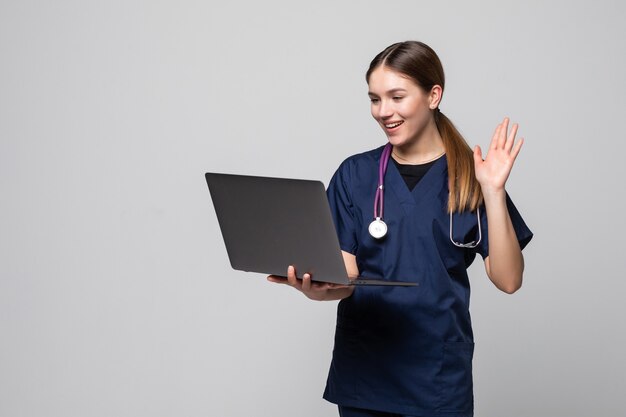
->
<box><xmin>322</xmin><ymin>145</ymin><xmax>533</xmax><ymax>417</ymax></box>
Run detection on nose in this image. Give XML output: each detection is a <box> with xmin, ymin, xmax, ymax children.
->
<box><xmin>377</xmin><ymin>99</ymin><xmax>394</xmax><ymax>120</ymax></box>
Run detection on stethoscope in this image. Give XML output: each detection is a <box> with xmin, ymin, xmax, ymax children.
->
<box><xmin>369</xmin><ymin>143</ymin><xmax>482</xmax><ymax>249</ymax></box>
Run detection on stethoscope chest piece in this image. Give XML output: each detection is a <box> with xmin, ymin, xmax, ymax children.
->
<box><xmin>368</xmin><ymin>217</ymin><xmax>388</xmax><ymax>239</ymax></box>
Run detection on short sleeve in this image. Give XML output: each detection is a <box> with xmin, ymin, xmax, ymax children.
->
<box><xmin>326</xmin><ymin>160</ymin><xmax>358</xmax><ymax>255</ymax></box>
<box><xmin>475</xmin><ymin>192</ymin><xmax>534</xmax><ymax>260</ymax></box>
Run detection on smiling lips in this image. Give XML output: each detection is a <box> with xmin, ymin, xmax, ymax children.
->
<box><xmin>384</xmin><ymin>120</ymin><xmax>404</xmax><ymax>131</ymax></box>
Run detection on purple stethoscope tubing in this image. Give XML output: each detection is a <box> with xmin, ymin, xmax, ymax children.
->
<box><xmin>373</xmin><ymin>143</ymin><xmax>392</xmax><ymax>220</ymax></box>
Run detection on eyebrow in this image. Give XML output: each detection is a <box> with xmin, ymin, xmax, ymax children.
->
<box><xmin>368</xmin><ymin>88</ymin><xmax>407</xmax><ymax>97</ymax></box>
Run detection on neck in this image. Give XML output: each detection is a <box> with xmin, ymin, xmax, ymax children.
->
<box><xmin>391</xmin><ymin>120</ymin><xmax>445</xmax><ymax>164</ymax></box>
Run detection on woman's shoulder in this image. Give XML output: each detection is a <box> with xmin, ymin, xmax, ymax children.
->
<box><xmin>335</xmin><ymin>144</ymin><xmax>386</xmax><ymax>172</ymax></box>
<box><xmin>328</xmin><ymin>145</ymin><xmax>385</xmax><ymax>192</ymax></box>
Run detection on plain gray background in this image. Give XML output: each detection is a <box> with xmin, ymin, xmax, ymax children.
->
<box><xmin>1</xmin><ymin>0</ymin><xmax>625</xmax><ymax>416</ymax></box>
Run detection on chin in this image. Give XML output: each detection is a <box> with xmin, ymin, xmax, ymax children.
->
<box><xmin>386</xmin><ymin>135</ymin><xmax>409</xmax><ymax>147</ymax></box>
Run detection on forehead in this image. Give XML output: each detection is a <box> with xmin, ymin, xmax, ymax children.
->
<box><xmin>367</xmin><ymin>66</ymin><xmax>420</xmax><ymax>94</ymax></box>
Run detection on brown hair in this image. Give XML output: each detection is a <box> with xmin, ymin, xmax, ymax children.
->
<box><xmin>366</xmin><ymin>41</ymin><xmax>483</xmax><ymax>213</ymax></box>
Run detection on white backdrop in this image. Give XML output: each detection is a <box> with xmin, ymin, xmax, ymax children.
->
<box><xmin>1</xmin><ymin>1</ymin><xmax>625</xmax><ymax>416</ymax></box>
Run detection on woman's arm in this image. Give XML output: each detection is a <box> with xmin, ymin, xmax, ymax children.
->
<box><xmin>473</xmin><ymin>117</ymin><xmax>526</xmax><ymax>294</ymax></box>
<box><xmin>482</xmin><ymin>190</ymin><xmax>525</xmax><ymax>294</ymax></box>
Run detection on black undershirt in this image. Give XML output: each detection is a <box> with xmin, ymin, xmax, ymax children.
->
<box><xmin>391</xmin><ymin>156</ymin><xmax>440</xmax><ymax>191</ymax></box>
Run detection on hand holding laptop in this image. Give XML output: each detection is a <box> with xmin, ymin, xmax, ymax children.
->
<box><xmin>267</xmin><ymin>265</ymin><xmax>354</xmax><ymax>301</ymax></box>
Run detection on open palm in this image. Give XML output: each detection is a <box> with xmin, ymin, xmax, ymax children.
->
<box><xmin>473</xmin><ymin>117</ymin><xmax>524</xmax><ymax>194</ymax></box>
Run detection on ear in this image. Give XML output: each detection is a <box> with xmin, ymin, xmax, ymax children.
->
<box><xmin>428</xmin><ymin>85</ymin><xmax>443</xmax><ymax>109</ymax></box>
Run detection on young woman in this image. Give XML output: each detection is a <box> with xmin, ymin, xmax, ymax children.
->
<box><xmin>268</xmin><ymin>40</ymin><xmax>533</xmax><ymax>417</ymax></box>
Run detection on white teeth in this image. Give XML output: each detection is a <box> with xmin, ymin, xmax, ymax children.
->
<box><xmin>385</xmin><ymin>121</ymin><xmax>403</xmax><ymax>128</ymax></box>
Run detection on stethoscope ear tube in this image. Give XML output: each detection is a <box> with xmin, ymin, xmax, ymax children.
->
<box><xmin>373</xmin><ymin>143</ymin><xmax>392</xmax><ymax>220</ymax></box>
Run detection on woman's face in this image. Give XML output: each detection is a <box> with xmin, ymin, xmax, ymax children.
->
<box><xmin>367</xmin><ymin>65</ymin><xmax>437</xmax><ymax>148</ymax></box>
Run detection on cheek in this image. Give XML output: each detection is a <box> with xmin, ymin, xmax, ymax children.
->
<box><xmin>397</xmin><ymin>100</ymin><xmax>416</xmax><ymax>116</ymax></box>
<box><xmin>401</xmin><ymin>103</ymin><xmax>428</xmax><ymax>122</ymax></box>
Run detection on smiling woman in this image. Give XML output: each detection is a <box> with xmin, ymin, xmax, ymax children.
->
<box><xmin>366</xmin><ymin>42</ymin><xmax>484</xmax><ymax>214</ymax></box>
<box><xmin>267</xmin><ymin>40</ymin><xmax>533</xmax><ymax>417</ymax></box>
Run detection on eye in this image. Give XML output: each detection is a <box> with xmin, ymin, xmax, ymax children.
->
<box><xmin>393</xmin><ymin>96</ymin><xmax>404</xmax><ymax>101</ymax></box>
<box><xmin>370</xmin><ymin>98</ymin><xmax>379</xmax><ymax>104</ymax></box>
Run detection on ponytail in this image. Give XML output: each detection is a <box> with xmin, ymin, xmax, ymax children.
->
<box><xmin>435</xmin><ymin>111</ymin><xmax>483</xmax><ymax>213</ymax></box>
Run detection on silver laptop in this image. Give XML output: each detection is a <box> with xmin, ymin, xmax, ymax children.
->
<box><xmin>205</xmin><ymin>172</ymin><xmax>418</xmax><ymax>287</ymax></box>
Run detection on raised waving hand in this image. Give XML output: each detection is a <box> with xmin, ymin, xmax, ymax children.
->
<box><xmin>473</xmin><ymin>117</ymin><xmax>524</xmax><ymax>194</ymax></box>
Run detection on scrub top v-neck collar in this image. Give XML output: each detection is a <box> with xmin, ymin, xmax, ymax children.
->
<box><xmin>375</xmin><ymin>147</ymin><xmax>448</xmax><ymax>212</ymax></box>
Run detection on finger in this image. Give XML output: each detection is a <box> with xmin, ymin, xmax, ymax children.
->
<box><xmin>267</xmin><ymin>275</ymin><xmax>289</xmax><ymax>284</ymax></box>
<box><xmin>510</xmin><ymin>137</ymin><xmax>524</xmax><ymax>160</ymax></box>
<box><xmin>505</xmin><ymin>123</ymin><xmax>519</xmax><ymax>153</ymax></box>
<box><xmin>497</xmin><ymin>117</ymin><xmax>509</xmax><ymax>150</ymax></box>
<box><xmin>473</xmin><ymin>145</ymin><xmax>483</xmax><ymax>167</ymax></box>
<box><xmin>489</xmin><ymin>122</ymin><xmax>502</xmax><ymax>150</ymax></box>
<box><xmin>302</xmin><ymin>273</ymin><xmax>312</xmax><ymax>291</ymax></box>
<box><xmin>287</xmin><ymin>265</ymin><xmax>296</xmax><ymax>285</ymax></box>
<box><xmin>287</xmin><ymin>265</ymin><xmax>302</xmax><ymax>290</ymax></box>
